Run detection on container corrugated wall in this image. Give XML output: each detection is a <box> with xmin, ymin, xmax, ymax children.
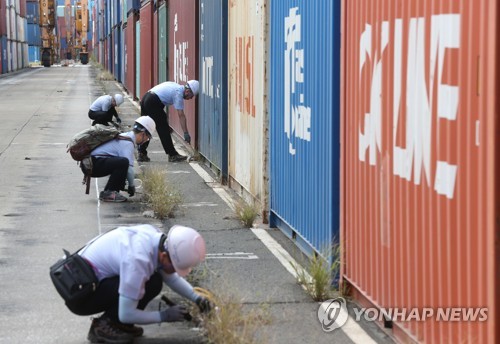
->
<box><xmin>152</xmin><ymin>6</ymin><xmax>158</xmax><ymax>87</ymax></box>
<box><xmin>135</xmin><ymin>18</ymin><xmax>140</xmax><ymax>100</ymax></box>
<box><xmin>0</xmin><ymin>2</ymin><xmax>6</xmax><ymax>36</ymax></box>
<box><xmin>270</xmin><ymin>1</ymin><xmax>341</xmax><ymax>257</ymax></box>
<box><xmin>124</xmin><ymin>13</ymin><xmax>137</xmax><ymax>98</ymax></box>
<box><xmin>168</xmin><ymin>0</ymin><xmax>198</xmax><ymax>145</ymax></box>
<box><xmin>341</xmin><ymin>1</ymin><xmax>499</xmax><ymax>343</ymax></box>
<box><xmin>198</xmin><ymin>0</ymin><xmax>228</xmax><ymax>175</ymax></box>
<box><xmin>139</xmin><ymin>1</ymin><xmax>153</xmax><ymax>98</ymax></box>
<box><xmin>157</xmin><ymin>3</ymin><xmax>167</xmax><ymax>84</ymax></box>
<box><xmin>1</xmin><ymin>36</ymin><xmax>6</xmax><ymax>73</ymax></box>
<box><xmin>227</xmin><ymin>0</ymin><xmax>267</xmax><ymax>208</ymax></box>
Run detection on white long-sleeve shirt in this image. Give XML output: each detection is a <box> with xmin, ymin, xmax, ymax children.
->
<box><xmin>80</xmin><ymin>224</ymin><xmax>198</xmax><ymax>324</ymax></box>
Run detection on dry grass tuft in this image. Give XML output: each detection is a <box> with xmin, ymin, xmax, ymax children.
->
<box><xmin>292</xmin><ymin>244</ymin><xmax>341</xmax><ymax>301</ymax></box>
<box><xmin>140</xmin><ymin>166</ymin><xmax>181</xmax><ymax>219</ymax></box>
<box><xmin>195</xmin><ymin>288</ymin><xmax>271</xmax><ymax>344</ymax></box>
<box><xmin>235</xmin><ymin>201</ymin><xmax>259</xmax><ymax>228</ymax></box>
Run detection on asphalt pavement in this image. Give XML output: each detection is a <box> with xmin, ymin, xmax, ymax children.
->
<box><xmin>0</xmin><ymin>64</ymin><xmax>394</xmax><ymax>344</ymax></box>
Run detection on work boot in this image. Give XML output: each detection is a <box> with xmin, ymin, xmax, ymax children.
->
<box><xmin>137</xmin><ymin>152</ymin><xmax>150</xmax><ymax>162</ymax></box>
<box><xmin>168</xmin><ymin>154</ymin><xmax>187</xmax><ymax>162</ymax></box>
<box><xmin>110</xmin><ymin>321</ymin><xmax>144</xmax><ymax>337</ymax></box>
<box><xmin>87</xmin><ymin>316</ymin><xmax>134</xmax><ymax>343</ymax></box>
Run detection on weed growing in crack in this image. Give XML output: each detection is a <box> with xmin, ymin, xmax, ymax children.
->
<box><xmin>140</xmin><ymin>166</ymin><xmax>181</xmax><ymax>219</ymax></box>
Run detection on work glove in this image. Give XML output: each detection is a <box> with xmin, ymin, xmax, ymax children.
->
<box><xmin>127</xmin><ymin>185</ymin><xmax>136</xmax><ymax>197</ymax></box>
<box><xmin>160</xmin><ymin>305</ymin><xmax>189</xmax><ymax>322</ymax></box>
<box><xmin>183</xmin><ymin>132</ymin><xmax>191</xmax><ymax>144</ymax></box>
<box><xmin>115</xmin><ymin>116</ymin><xmax>122</xmax><ymax>124</ymax></box>
<box><xmin>195</xmin><ymin>296</ymin><xmax>212</xmax><ymax>314</ymax></box>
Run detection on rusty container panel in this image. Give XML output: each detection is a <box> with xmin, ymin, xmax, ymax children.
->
<box><xmin>341</xmin><ymin>1</ymin><xmax>499</xmax><ymax>343</ymax></box>
<box><xmin>139</xmin><ymin>1</ymin><xmax>153</xmax><ymax>98</ymax></box>
<box><xmin>0</xmin><ymin>2</ymin><xmax>6</xmax><ymax>36</ymax></box>
<box><xmin>19</xmin><ymin>0</ymin><xmax>26</xmax><ymax>17</ymax></box>
<box><xmin>168</xmin><ymin>0</ymin><xmax>199</xmax><ymax>145</ymax></box>
<box><xmin>227</xmin><ymin>0</ymin><xmax>267</xmax><ymax>207</ymax></box>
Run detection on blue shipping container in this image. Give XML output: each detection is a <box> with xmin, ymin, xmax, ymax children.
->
<box><xmin>113</xmin><ymin>26</ymin><xmax>121</xmax><ymax>82</ymax></box>
<box><xmin>26</xmin><ymin>23</ymin><xmax>41</xmax><ymax>46</ymax></box>
<box><xmin>28</xmin><ymin>45</ymin><xmax>40</xmax><ymax>63</ymax></box>
<box><xmin>198</xmin><ymin>0</ymin><xmax>228</xmax><ymax>178</ymax></box>
<box><xmin>1</xmin><ymin>36</ymin><xmax>7</xmax><ymax>73</ymax></box>
<box><xmin>26</xmin><ymin>1</ymin><xmax>39</xmax><ymax>24</ymax></box>
<box><xmin>269</xmin><ymin>1</ymin><xmax>341</xmax><ymax>259</ymax></box>
<box><xmin>126</xmin><ymin>0</ymin><xmax>140</xmax><ymax>15</ymax></box>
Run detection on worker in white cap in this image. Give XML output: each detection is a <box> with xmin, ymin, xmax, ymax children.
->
<box><xmin>137</xmin><ymin>80</ymin><xmax>199</xmax><ymax>163</ymax></box>
<box><xmin>88</xmin><ymin>93</ymin><xmax>125</xmax><ymax>126</ymax></box>
<box><xmin>89</xmin><ymin>116</ymin><xmax>156</xmax><ymax>202</ymax></box>
<box><xmin>63</xmin><ymin>224</ymin><xmax>210</xmax><ymax>343</ymax></box>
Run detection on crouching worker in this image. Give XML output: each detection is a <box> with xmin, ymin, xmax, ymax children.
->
<box><xmin>91</xmin><ymin>116</ymin><xmax>155</xmax><ymax>202</ymax></box>
<box><xmin>89</xmin><ymin>94</ymin><xmax>124</xmax><ymax>126</ymax></box>
<box><xmin>65</xmin><ymin>224</ymin><xmax>210</xmax><ymax>343</ymax></box>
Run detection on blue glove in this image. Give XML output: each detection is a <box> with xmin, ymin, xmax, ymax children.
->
<box><xmin>184</xmin><ymin>132</ymin><xmax>191</xmax><ymax>144</ymax></box>
<box><xmin>160</xmin><ymin>305</ymin><xmax>189</xmax><ymax>322</ymax></box>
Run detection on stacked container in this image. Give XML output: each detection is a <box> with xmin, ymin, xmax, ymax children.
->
<box><xmin>26</xmin><ymin>0</ymin><xmax>40</xmax><ymax>63</ymax></box>
<box><xmin>3</xmin><ymin>0</ymin><xmax>28</xmax><ymax>72</ymax></box>
<box><xmin>341</xmin><ymin>0</ymin><xmax>499</xmax><ymax>343</ymax></box>
<box><xmin>198</xmin><ymin>0</ymin><xmax>228</xmax><ymax>177</ymax></box>
<box><xmin>167</xmin><ymin>0</ymin><xmax>199</xmax><ymax>148</ymax></box>
<box><xmin>269</xmin><ymin>1</ymin><xmax>341</xmax><ymax>259</ymax></box>
<box><xmin>227</xmin><ymin>0</ymin><xmax>268</xmax><ymax>212</ymax></box>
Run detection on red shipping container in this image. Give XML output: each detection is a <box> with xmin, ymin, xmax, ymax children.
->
<box><xmin>139</xmin><ymin>1</ymin><xmax>153</xmax><ymax>98</ymax></box>
<box><xmin>19</xmin><ymin>0</ymin><xmax>26</xmax><ymax>17</ymax></box>
<box><xmin>167</xmin><ymin>0</ymin><xmax>198</xmax><ymax>145</ymax></box>
<box><xmin>153</xmin><ymin>7</ymin><xmax>158</xmax><ymax>87</ymax></box>
<box><xmin>341</xmin><ymin>1</ymin><xmax>499</xmax><ymax>343</ymax></box>
<box><xmin>124</xmin><ymin>13</ymin><xmax>137</xmax><ymax>98</ymax></box>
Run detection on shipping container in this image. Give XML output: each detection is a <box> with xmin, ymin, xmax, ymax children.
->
<box><xmin>7</xmin><ymin>6</ymin><xmax>16</xmax><ymax>41</ymax></box>
<box><xmin>152</xmin><ymin>5</ymin><xmax>158</xmax><ymax>87</ymax></box>
<box><xmin>0</xmin><ymin>2</ymin><xmax>7</xmax><ymax>36</ymax></box>
<box><xmin>26</xmin><ymin>1</ymin><xmax>38</xmax><ymax>24</ymax></box>
<box><xmin>111</xmin><ymin>0</ymin><xmax>121</xmax><ymax>28</ymax></box>
<box><xmin>198</xmin><ymin>0</ymin><xmax>228</xmax><ymax>176</ymax></box>
<box><xmin>168</xmin><ymin>0</ymin><xmax>198</xmax><ymax>145</ymax></box>
<box><xmin>19</xmin><ymin>0</ymin><xmax>26</xmax><ymax>17</ymax></box>
<box><xmin>228</xmin><ymin>0</ymin><xmax>268</xmax><ymax>209</ymax></box>
<box><xmin>122</xmin><ymin>0</ymin><xmax>128</xmax><ymax>24</ymax></box>
<box><xmin>269</xmin><ymin>2</ymin><xmax>341</xmax><ymax>258</ymax></box>
<box><xmin>10</xmin><ymin>39</ymin><xmax>17</xmax><ymax>71</ymax></box>
<box><xmin>0</xmin><ymin>38</ymin><xmax>2</xmax><ymax>73</ymax></box>
<box><xmin>126</xmin><ymin>0</ymin><xmax>140</xmax><ymax>16</ymax></box>
<box><xmin>113</xmin><ymin>26</ymin><xmax>121</xmax><ymax>82</ymax></box>
<box><xmin>341</xmin><ymin>1</ymin><xmax>500</xmax><ymax>343</ymax></box>
<box><xmin>0</xmin><ymin>36</ymin><xmax>6</xmax><ymax>73</ymax></box>
<box><xmin>17</xmin><ymin>13</ymin><xmax>25</xmax><ymax>42</ymax></box>
<box><xmin>124</xmin><ymin>13</ymin><xmax>138</xmax><ymax>97</ymax></box>
<box><xmin>28</xmin><ymin>44</ymin><xmax>39</xmax><ymax>63</ymax></box>
<box><xmin>157</xmin><ymin>3</ymin><xmax>167</xmax><ymax>83</ymax></box>
<box><xmin>139</xmin><ymin>1</ymin><xmax>153</xmax><ymax>98</ymax></box>
<box><xmin>26</xmin><ymin>22</ymin><xmax>40</xmax><ymax>45</ymax></box>
<box><xmin>135</xmin><ymin>19</ymin><xmax>140</xmax><ymax>99</ymax></box>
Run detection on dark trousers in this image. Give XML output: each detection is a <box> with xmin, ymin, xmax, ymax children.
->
<box><xmin>89</xmin><ymin>107</ymin><xmax>118</xmax><ymax>126</ymax></box>
<box><xmin>66</xmin><ymin>272</ymin><xmax>163</xmax><ymax>324</ymax></box>
<box><xmin>91</xmin><ymin>156</ymin><xmax>128</xmax><ymax>192</ymax></box>
<box><xmin>138</xmin><ymin>92</ymin><xmax>178</xmax><ymax>156</ymax></box>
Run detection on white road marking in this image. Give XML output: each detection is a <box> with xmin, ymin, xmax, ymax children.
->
<box><xmin>206</xmin><ymin>252</ymin><xmax>258</xmax><ymax>260</ymax></box>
